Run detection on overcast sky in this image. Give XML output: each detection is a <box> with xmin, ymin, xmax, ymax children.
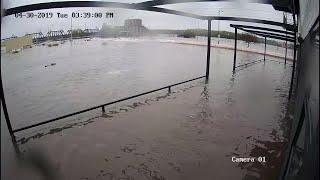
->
<box><xmin>1</xmin><ymin>0</ymin><xmax>291</xmax><ymax>39</ymax></box>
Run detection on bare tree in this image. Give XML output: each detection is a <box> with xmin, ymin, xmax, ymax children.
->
<box><xmin>239</xmin><ymin>33</ymin><xmax>258</xmax><ymax>47</ymax></box>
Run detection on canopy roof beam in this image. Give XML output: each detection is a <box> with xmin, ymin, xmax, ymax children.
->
<box><xmin>237</xmin><ymin>27</ymin><xmax>295</xmax><ymax>39</ymax></box>
<box><xmin>237</xmin><ymin>28</ymin><xmax>295</xmax><ymax>42</ymax></box>
<box><xmin>134</xmin><ymin>0</ymin><xmax>273</xmax><ymax>8</ymax></box>
<box><xmin>230</xmin><ymin>24</ymin><xmax>295</xmax><ymax>34</ymax></box>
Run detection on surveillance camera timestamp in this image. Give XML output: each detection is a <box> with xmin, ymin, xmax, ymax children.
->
<box><xmin>14</xmin><ymin>12</ymin><xmax>114</xmax><ymax>19</ymax></box>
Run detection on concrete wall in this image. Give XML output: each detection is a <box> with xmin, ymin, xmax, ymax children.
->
<box><xmin>2</xmin><ymin>35</ymin><xmax>33</xmax><ymax>52</ymax></box>
<box><xmin>281</xmin><ymin>19</ymin><xmax>319</xmax><ymax>180</ymax></box>
<box><xmin>298</xmin><ymin>0</ymin><xmax>319</xmax><ymax>38</ymax></box>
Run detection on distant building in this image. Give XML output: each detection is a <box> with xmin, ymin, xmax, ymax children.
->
<box><xmin>100</xmin><ymin>19</ymin><xmax>148</xmax><ymax>37</ymax></box>
<box><xmin>1</xmin><ymin>35</ymin><xmax>33</xmax><ymax>52</ymax></box>
<box><xmin>123</xmin><ymin>19</ymin><xmax>148</xmax><ymax>37</ymax></box>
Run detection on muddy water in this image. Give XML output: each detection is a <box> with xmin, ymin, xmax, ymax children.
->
<box><xmin>2</xmin><ymin>38</ymin><xmax>293</xmax><ymax>179</ymax></box>
<box><xmin>1</xmin><ymin>37</ymin><xmax>291</xmax><ymax>130</ymax></box>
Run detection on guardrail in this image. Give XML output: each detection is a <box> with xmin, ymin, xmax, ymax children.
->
<box><xmin>13</xmin><ymin>75</ymin><xmax>206</xmax><ymax>133</ymax></box>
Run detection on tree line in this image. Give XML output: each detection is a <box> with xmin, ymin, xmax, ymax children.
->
<box><xmin>98</xmin><ymin>24</ymin><xmax>292</xmax><ymax>48</ymax></box>
<box><xmin>150</xmin><ymin>29</ymin><xmax>292</xmax><ymax>48</ymax></box>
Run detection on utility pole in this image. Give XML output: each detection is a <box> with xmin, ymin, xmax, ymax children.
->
<box><xmin>70</xmin><ymin>15</ymin><xmax>73</xmax><ymax>42</ymax></box>
<box><xmin>70</xmin><ymin>11</ymin><xmax>82</xmax><ymax>42</ymax></box>
<box><xmin>217</xmin><ymin>9</ymin><xmax>223</xmax><ymax>45</ymax></box>
<box><xmin>47</xmin><ymin>26</ymin><xmax>50</xmax><ymax>41</ymax></box>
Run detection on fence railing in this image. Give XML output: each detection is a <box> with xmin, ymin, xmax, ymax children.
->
<box><xmin>13</xmin><ymin>75</ymin><xmax>206</xmax><ymax>133</ymax></box>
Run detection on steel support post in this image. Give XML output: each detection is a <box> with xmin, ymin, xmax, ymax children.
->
<box><xmin>206</xmin><ymin>19</ymin><xmax>212</xmax><ymax>82</ymax></box>
<box><xmin>285</xmin><ymin>40</ymin><xmax>288</xmax><ymax>64</ymax></box>
<box><xmin>289</xmin><ymin>13</ymin><xmax>297</xmax><ymax>99</ymax></box>
<box><xmin>264</xmin><ymin>36</ymin><xmax>267</xmax><ymax>62</ymax></box>
<box><xmin>233</xmin><ymin>28</ymin><xmax>238</xmax><ymax>72</ymax></box>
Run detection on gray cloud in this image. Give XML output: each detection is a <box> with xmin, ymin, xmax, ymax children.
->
<box><xmin>1</xmin><ymin>1</ymin><xmax>290</xmax><ymax>39</ymax></box>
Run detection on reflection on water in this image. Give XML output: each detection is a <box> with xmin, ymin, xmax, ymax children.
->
<box><xmin>197</xmin><ymin>86</ymin><xmax>212</xmax><ymax>122</ymax></box>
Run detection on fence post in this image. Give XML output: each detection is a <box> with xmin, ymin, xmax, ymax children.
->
<box><xmin>102</xmin><ymin>106</ymin><xmax>105</xmax><ymax>113</ymax></box>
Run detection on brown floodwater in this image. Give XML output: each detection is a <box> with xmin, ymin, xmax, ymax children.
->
<box><xmin>1</xmin><ymin>38</ymin><xmax>294</xmax><ymax>180</ymax></box>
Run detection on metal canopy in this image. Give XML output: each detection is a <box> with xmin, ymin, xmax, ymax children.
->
<box><xmin>230</xmin><ymin>23</ymin><xmax>295</xmax><ymax>41</ymax></box>
<box><xmin>230</xmin><ymin>22</ymin><xmax>296</xmax><ymax>74</ymax></box>
<box><xmin>3</xmin><ymin>0</ymin><xmax>295</xmax><ymax>30</ymax></box>
<box><xmin>213</xmin><ymin>16</ymin><xmax>294</xmax><ymax>30</ymax></box>
<box><xmin>230</xmin><ymin>24</ymin><xmax>295</xmax><ymax>34</ymax></box>
<box><xmin>240</xmin><ymin>29</ymin><xmax>294</xmax><ymax>39</ymax></box>
<box><xmin>244</xmin><ymin>30</ymin><xmax>294</xmax><ymax>42</ymax></box>
<box><xmin>236</xmin><ymin>28</ymin><xmax>295</xmax><ymax>42</ymax></box>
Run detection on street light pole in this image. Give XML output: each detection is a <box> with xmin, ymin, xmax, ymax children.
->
<box><xmin>70</xmin><ymin>14</ymin><xmax>73</xmax><ymax>42</ymax></box>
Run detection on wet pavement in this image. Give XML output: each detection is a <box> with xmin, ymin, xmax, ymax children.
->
<box><xmin>6</xmin><ymin>59</ymin><xmax>295</xmax><ymax>180</ymax></box>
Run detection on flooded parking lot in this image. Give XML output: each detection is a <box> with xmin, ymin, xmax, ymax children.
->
<box><xmin>1</xmin><ymin>38</ymin><xmax>294</xmax><ymax>179</ymax></box>
<box><xmin>1</xmin><ymin>37</ymin><xmax>292</xmax><ymax>128</ymax></box>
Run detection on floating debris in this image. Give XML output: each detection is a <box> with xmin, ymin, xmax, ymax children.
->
<box><xmin>47</xmin><ymin>42</ymin><xmax>59</xmax><ymax>47</ymax></box>
<box><xmin>24</xmin><ymin>45</ymin><xmax>32</xmax><ymax>49</ymax></box>
<box><xmin>11</xmin><ymin>49</ymin><xmax>21</xmax><ymax>54</ymax></box>
<box><xmin>101</xmin><ymin>113</ymin><xmax>113</xmax><ymax>118</ymax></box>
<box><xmin>119</xmin><ymin>108</ymin><xmax>129</xmax><ymax>112</ymax></box>
<box><xmin>44</xmin><ymin>63</ymin><xmax>56</xmax><ymax>67</ymax></box>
